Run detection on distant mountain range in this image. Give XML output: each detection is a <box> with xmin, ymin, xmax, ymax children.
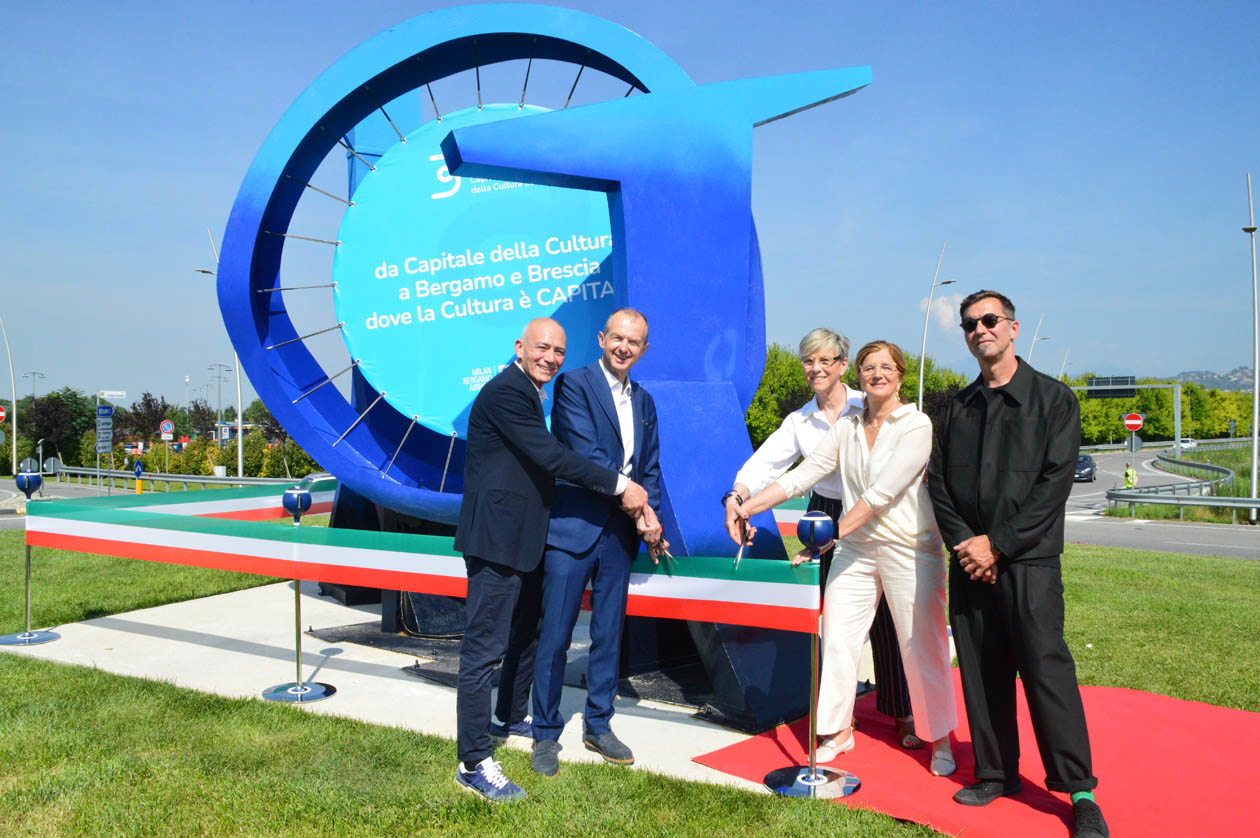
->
<box><xmin>1172</xmin><ymin>367</ymin><xmax>1255</xmax><ymax>391</ymax></box>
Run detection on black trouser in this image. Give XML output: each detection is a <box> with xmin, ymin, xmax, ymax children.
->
<box><xmin>808</xmin><ymin>492</ymin><xmax>912</xmax><ymax>719</ymax></box>
<box><xmin>949</xmin><ymin>560</ymin><xmax>1097</xmax><ymax>793</ymax></box>
<box><xmin>456</xmin><ymin>555</ymin><xmax>541</xmax><ymax>764</ymax></box>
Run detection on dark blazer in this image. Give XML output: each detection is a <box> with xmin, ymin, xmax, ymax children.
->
<box><xmin>454</xmin><ymin>363</ymin><xmax>619</xmax><ymax>572</ymax></box>
<box><xmin>546</xmin><ymin>362</ymin><xmax>662</xmax><ymax>556</ymax></box>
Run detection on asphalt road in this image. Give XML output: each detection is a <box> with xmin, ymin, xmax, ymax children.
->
<box><xmin>4</xmin><ymin>462</ymin><xmax>1258</xmax><ymax>559</ymax></box>
<box><xmin>1065</xmin><ymin>449</ymin><xmax>1260</xmax><ymax>561</ymax></box>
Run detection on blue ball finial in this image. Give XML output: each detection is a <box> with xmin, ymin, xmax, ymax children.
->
<box><xmin>796</xmin><ymin>510</ymin><xmax>835</xmax><ymax>556</ymax></box>
<box><xmin>15</xmin><ymin>472</ymin><xmax>43</xmax><ymax>500</ymax></box>
<box><xmin>282</xmin><ymin>487</ymin><xmax>313</xmax><ymax>525</ymax></box>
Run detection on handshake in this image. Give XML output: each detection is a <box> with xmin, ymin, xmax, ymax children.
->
<box><xmin>619</xmin><ymin>480</ymin><xmax>670</xmax><ymax>562</ymax></box>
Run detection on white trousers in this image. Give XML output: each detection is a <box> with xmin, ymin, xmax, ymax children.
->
<box><xmin>816</xmin><ymin>538</ymin><xmax>956</xmax><ymax>743</ymax></box>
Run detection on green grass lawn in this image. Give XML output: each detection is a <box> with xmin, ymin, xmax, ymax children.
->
<box><xmin>0</xmin><ymin>536</ymin><xmax>1255</xmax><ymax>835</ymax></box>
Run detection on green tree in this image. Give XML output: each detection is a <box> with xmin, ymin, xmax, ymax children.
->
<box><xmin>743</xmin><ymin>344</ymin><xmax>811</xmax><ymax>448</ymax></box>
<box><xmin>187</xmin><ymin>399</ymin><xmax>215</xmax><ymax>440</ymax></box>
<box><xmin>129</xmin><ymin>392</ymin><xmax>174</xmax><ymax>443</ymax></box>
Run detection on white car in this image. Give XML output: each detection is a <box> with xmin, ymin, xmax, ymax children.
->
<box><xmin>1179</xmin><ymin>437</ymin><xmax>1197</xmax><ymax>449</ymax></box>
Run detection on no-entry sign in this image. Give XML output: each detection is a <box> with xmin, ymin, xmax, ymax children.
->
<box><xmin>0</xmin><ymin>405</ymin><xmax>6</xmax><ymax>423</ymax></box>
<box><xmin>1123</xmin><ymin>413</ymin><xmax>1144</xmax><ymax>432</ymax></box>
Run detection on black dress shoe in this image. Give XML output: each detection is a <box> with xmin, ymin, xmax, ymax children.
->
<box><xmin>952</xmin><ymin>778</ymin><xmax>1023</xmax><ymax>806</ymax></box>
<box><xmin>532</xmin><ymin>739</ymin><xmax>561</xmax><ymax>776</ymax></box>
<box><xmin>583</xmin><ymin>731</ymin><xmax>634</xmax><ymax>764</ymax></box>
<box><xmin>1072</xmin><ymin>799</ymin><xmax>1109</xmax><ymax>838</ymax></box>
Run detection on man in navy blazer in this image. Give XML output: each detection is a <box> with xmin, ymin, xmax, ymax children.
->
<box><xmin>454</xmin><ymin>316</ymin><xmax>650</xmax><ymax>802</ymax></box>
<box><xmin>530</xmin><ymin>308</ymin><xmax>667</xmax><ymax>776</ymax></box>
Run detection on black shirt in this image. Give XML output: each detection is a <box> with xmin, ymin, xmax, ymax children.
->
<box><xmin>926</xmin><ymin>357</ymin><xmax>1080</xmax><ymax>565</ymax></box>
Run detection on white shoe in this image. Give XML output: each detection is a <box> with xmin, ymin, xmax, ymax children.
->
<box><xmin>930</xmin><ymin>743</ymin><xmax>956</xmax><ymax>776</ymax></box>
<box><xmin>814</xmin><ymin>731</ymin><xmax>855</xmax><ymax>763</ymax></box>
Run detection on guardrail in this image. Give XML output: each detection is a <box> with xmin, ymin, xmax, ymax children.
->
<box><xmin>53</xmin><ymin>465</ymin><xmax>297</xmax><ymax>492</ymax></box>
<box><xmin>1105</xmin><ymin>453</ymin><xmax>1257</xmax><ymax>522</ymax></box>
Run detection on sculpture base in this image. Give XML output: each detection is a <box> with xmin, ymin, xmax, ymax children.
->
<box><xmin>763</xmin><ymin>765</ymin><xmax>860</xmax><ymax>799</ymax></box>
<box><xmin>261</xmin><ymin>682</ymin><xmax>336</xmax><ymax>703</ymax></box>
<box><xmin>0</xmin><ymin>630</ymin><xmax>60</xmax><ymax>646</ymax></box>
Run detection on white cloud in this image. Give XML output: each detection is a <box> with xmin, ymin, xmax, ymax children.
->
<box><xmin>919</xmin><ymin>292</ymin><xmax>964</xmax><ymax>334</ymax></box>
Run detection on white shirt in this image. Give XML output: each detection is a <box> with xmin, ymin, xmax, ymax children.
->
<box><xmin>513</xmin><ymin>361</ymin><xmax>545</xmax><ymax>400</ymax></box>
<box><xmin>776</xmin><ymin>403</ymin><xmax>942</xmax><ymax>551</ymax></box>
<box><xmin>734</xmin><ymin>385</ymin><xmax>865</xmax><ymax>500</ymax></box>
<box><xmin>598</xmin><ymin>359</ymin><xmax>635</xmax><ymax>474</ymax></box>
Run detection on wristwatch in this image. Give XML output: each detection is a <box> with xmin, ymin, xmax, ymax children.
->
<box><xmin>721</xmin><ymin>489</ymin><xmax>743</xmax><ymax>508</ymax></box>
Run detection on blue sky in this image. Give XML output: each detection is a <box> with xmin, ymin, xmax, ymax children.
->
<box><xmin>1</xmin><ymin>0</ymin><xmax>1258</xmax><ymax>409</ymax></box>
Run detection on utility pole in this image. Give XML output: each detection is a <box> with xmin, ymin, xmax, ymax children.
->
<box><xmin>22</xmin><ymin>371</ymin><xmax>45</xmax><ymax>399</ymax></box>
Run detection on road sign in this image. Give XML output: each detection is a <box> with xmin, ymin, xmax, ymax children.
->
<box><xmin>20</xmin><ymin>457</ymin><xmax>38</xmax><ymax>473</ymax></box>
<box><xmin>133</xmin><ymin>461</ymin><xmax>143</xmax><ymax>478</ymax></box>
<box><xmin>97</xmin><ymin>405</ymin><xmax>114</xmax><ymax>418</ymax></box>
<box><xmin>1125</xmin><ymin>436</ymin><xmax>1143</xmax><ymax>454</ymax></box>
<box><xmin>1087</xmin><ymin>376</ymin><xmax>1136</xmax><ymax>399</ymax></box>
<box><xmin>0</xmin><ymin>405</ymin><xmax>6</xmax><ymax>423</ymax></box>
<box><xmin>95</xmin><ymin>441</ymin><xmax>111</xmax><ymax>454</ymax></box>
<box><xmin>99</xmin><ymin>390</ymin><xmax>126</xmax><ymax>400</ymax></box>
<box><xmin>160</xmin><ymin>419</ymin><xmax>175</xmax><ymax>435</ymax></box>
<box><xmin>1123</xmin><ymin>413</ymin><xmax>1144</xmax><ymax>432</ymax></box>
<box><xmin>43</xmin><ymin>457</ymin><xmax>61</xmax><ymax>475</ymax></box>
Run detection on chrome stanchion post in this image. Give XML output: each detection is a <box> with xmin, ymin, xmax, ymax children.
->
<box><xmin>1</xmin><ymin>472</ymin><xmax>59</xmax><ymax>646</ymax></box>
<box><xmin>764</xmin><ymin>511</ymin><xmax>859</xmax><ymax>799</ymax></box>
<box><xmin>262</xmin><ymin>486</ymin><xmax>335</xmax><ymax>703</ymax></box>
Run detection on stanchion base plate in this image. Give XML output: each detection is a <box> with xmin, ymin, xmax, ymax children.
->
<box><xmin>764</xmin><ymin>765</ymin><xmax>860</xmax><ymax>799</ymax></box>
<box><xmin>0</xmin><ymin>630</ymin><xmax>60</xmax><ymax>646</ymax></box>
<box><xmin>261</xmin><ymin>682</ymin><xmax>336</xmax><ymax>703</ymax></box>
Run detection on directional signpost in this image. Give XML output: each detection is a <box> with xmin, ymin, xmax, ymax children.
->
<box><xmin>95</xmin><ymin>393</ymin><xmax>123</xmax><ymax>496</ymax></box>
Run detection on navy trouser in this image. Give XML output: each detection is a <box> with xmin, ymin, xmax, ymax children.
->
<box><xmin>532</xmin><ymin>526</ymin><xmax>635</xmax><ymax>741</ymax></box>
<box><xmin>949</xmin><ymin>561</ymin><xmax>1097</xmax><ymax>793</ymax></box>
<box><xmin>456</xmin><ymin>555</ymin><xmax>541</xmax><ymax>764</ymax></box>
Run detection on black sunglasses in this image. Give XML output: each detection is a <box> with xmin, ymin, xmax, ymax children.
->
<box><xmin>961</xmin><ymin>313</ymin><xmax>1013</xmax><ymax>333</ymax></box>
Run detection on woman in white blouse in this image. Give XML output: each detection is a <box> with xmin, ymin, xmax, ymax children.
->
<box><xmin>723</xmin><ymin>328</ymin><xmax>919</xmax><ymax>748</ymax></box>
<box><xmin>735</xmin><ymin>340</ymin><xmax>956</xmax><ymax>776</ymax></box>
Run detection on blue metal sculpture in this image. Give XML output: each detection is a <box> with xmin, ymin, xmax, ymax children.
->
<box><xmin>218</xmin><ymin>4</ymin><xmax>869</xmax><ymax>558</ymax></box>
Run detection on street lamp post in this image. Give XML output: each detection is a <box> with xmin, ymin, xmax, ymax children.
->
<box><xmin>917</xmin><ymin>242</ymin><xmax>953</xmax><ymax>409</ymax></box>
<box><xmin>200</xmin><ymin>227</ymin><xmax>244</xmax><ymax>478</ymax></box>
<box><xmin>1026</xmin><ymin>313</ymin><xmax>1050</xmax><ymax>365</ymax></box>
<box><xmin>1243</xmin><ymin>173</ymin><xmax>1258</xmax><ymax>523</ymax></box>
<box><xmin>1058</xmin><ymin>347</ymin><xmax>1072</xmax><ymax>381</ymax></box>
<box><xmin>0</xmin><ymin>313</ymin><xmax>16</xmax><ymax>474</ymax></box>
<box><xmin>22</xmin><ymin>371</ymin><xmax>45</xmax><ymax>399</ymax></box>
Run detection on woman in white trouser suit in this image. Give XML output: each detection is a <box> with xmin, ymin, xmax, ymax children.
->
<box><xmin>735</xmin><ymin>340</ymin><xmax>956</xmax><ymax>776</ymax></box>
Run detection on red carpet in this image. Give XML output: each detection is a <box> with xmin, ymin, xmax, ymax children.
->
<box><xmin>694</xmin><ymin>671</ymin><xmax>1260</xmax><ymax>836</ymax></box>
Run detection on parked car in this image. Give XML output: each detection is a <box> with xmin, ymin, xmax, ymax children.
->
<box><xmin>1074</xmin><ymin>454</ymin><xmax>1097</xmax><ymax>482</ymax></box>
<box><xmin>1179</xmin><ymin>437</ymin><xmax>1197</xmax><ymax>449</ymax></box>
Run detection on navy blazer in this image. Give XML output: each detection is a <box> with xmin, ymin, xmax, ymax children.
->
<box><xmin>546</xmin><ymin>362</ymin><xmax>662</xmax><ymax>556</ymax></box>
<box><xmin>454</xmin><ymin>363</ymin><xmax>620</xmax><ymax>572</ymax></box>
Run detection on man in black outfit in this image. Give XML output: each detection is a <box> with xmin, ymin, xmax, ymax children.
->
<box><xmin>926</xmin><ymin>290</ymin><xmax>1108</xmax><ymax>838</ymax></box>
<box><xmin>453</xmin><ymin>317</ymin><xmax>649</xmax><ymax>802</ymax></box>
